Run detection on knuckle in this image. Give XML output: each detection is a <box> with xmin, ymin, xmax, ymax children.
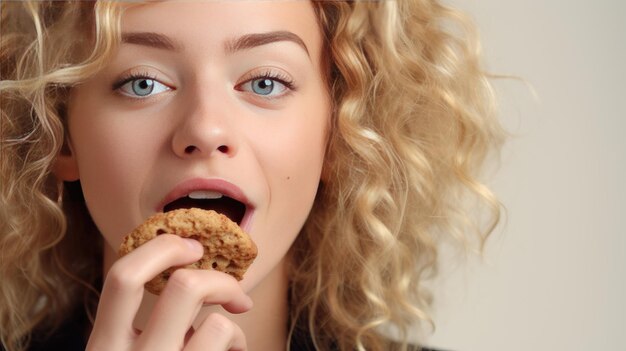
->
<box><xmin>105</xmin><ymin>262</ymin><xmax>140</xmax><ymax>291</ymax></box>
<box><xmin>203</xmin><ymin>313</ymin><xmax>234</xmax><ymax>336</ymax></box>
<box><xmin>167</xmin><ymin>268</ymin><xmax>203</xmax><ymax>293</ymax></box>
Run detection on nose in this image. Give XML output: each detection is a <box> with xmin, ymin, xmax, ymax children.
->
<box><xmin>171</xmin><ymin>91</ymin><xmax>237</xmax><ymax>159</ymax></box>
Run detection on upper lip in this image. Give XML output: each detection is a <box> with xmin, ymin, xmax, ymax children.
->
<box><xmin>156</xmin><ymin>178</ymin><xmax>252</xmax><ymax>213</ymax></box>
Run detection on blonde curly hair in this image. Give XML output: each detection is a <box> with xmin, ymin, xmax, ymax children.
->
<box><xmin>0</xmin><ymin>1</ymin><xmax>504</xmax><ymax>351</ymax></box>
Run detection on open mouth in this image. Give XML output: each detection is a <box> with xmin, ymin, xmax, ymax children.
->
<box><xmin>163</xmin><ymin>190</ymin><xmax>246</xmax><ymax>225</ymax></box>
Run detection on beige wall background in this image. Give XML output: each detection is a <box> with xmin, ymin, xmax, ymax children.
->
<box><xmin>426</xmin><ymin>1</ymin><xmax>626</xmax><ymax>350</ymax></box>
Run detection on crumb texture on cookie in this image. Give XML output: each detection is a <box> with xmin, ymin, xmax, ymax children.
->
<box><xmin>119</xmin><ymin>208</ymin><xmax>257</xmax><ymax>295</ymax></box>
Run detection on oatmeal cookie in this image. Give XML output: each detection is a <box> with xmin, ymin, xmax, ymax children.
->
<box><xmin>119</xmin><ymin>208</ymin><xmax>257</xmax><ymax>295</ymax></box>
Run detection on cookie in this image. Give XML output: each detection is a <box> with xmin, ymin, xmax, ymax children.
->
<box><xmin>118</xmin><ymin>208</ymin><xmax>257</xmax><ymax>295</ymax></box>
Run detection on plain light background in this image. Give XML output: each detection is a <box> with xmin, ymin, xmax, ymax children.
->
<box><xmin>426</xmin><ymin>0</ymin><xmax>626</xmax><ymax>350</ymax></box>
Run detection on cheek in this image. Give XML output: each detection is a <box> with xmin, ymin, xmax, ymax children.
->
<box><xmin>262</xmin><ymin>91</ymin><xmax>330</xmax><ymax>183</ymax></box>
<box><xmin>240</xmin><ymin>110</ymin><xmax>327</xmax><ymax>291</ymax></box>
<box><xmin>251</xmin><ymin>98</ymin><xmax>329</xmax><ymax>234</ymax></box>
<box><xmin>67</xmin><ymin>90</ymin><xmax>161</xmax><ymax>246</ymax></box>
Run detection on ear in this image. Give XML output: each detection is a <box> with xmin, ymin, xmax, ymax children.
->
<box><xmin>53</xmin><ymin>141</ymin><xmax>79</xmax><ymax>181</ymax></box>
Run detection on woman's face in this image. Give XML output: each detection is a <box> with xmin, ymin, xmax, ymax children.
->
<box><xmin>62</xmin><ymin>1</ymin><xmax>330</xmax><ymax>292</ymax></box>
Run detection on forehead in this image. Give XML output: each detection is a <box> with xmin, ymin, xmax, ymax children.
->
<box><xmin>120</xmin><ymin>1</ymin><xmax>322</xmax><ymax>58</ymax></box>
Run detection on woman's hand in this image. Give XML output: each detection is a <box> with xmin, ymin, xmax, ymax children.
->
<box><xmin>87</xmin><ymin>234</ymin><xmax>252</xmax><ymax>351</ymax></box>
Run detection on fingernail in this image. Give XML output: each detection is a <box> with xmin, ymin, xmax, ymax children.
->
<box><xmin>183</xmin><ymin>238</ymin><xmax>203</xmax><ymax>253</ymax></box>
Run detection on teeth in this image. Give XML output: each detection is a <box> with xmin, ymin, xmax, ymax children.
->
<box><xmin>188</xmin><ymin>190</ymin><xmax>223</xmax><ymax>200</ymax></box>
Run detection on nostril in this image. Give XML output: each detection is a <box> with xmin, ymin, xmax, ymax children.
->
<box><xmin>182</xmin><ymin>145</ymin><xmax>229</xmax><ymax>155</ymax></box>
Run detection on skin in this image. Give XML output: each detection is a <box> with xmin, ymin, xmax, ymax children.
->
<box><xmin>55</xmin><ymin>1</ymin><xmax>330</xmax><ymax>350</ymax></box>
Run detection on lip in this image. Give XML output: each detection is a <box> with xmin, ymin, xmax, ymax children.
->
<box><xmin>156</xmin><ymin>178</ymin><xmax>254</xmax><ymax>232</ymax></box>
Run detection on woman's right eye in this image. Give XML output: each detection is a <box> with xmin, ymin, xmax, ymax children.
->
<box><xmin>115</xmin><ymin>77</ymin><xmax>171</xmax><ymax>98</ymax></box>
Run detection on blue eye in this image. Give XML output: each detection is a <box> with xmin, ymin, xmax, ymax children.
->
<box><xmin>237</xmin><ymin>71</ymin><xmax>295</xmax><ymax>99</ymax></box>
<box><xmin>251</xmin><ymin>78</ymin><xmax>277</xmax><ymax>95</ymax></box>
<box><xmin>116</xmin><ymin>76</ymin><xmax>171</xmax><ymax>98</ymax></box>
<box><xmin>241</xmin><ymin>77</ymin><xmax>289</xmax><ymax>97</ymax></box>
<box><xmin>131</xmin><ymin>79</ymin><xmax>155</xmax><ymax>96</ymax></box>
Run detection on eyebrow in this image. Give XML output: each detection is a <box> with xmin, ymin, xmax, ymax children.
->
<box><xmin>121</xmin><ymin>32</ymin><xmax>183</xmax><ymax>52</ymax></box>
<box><xmin>225</xmin><ymin>31</ymin><xmax>310</xmax><ymax>58</ymax></box>
<box><xmin>121</xmin><ymin>31</ymin><xmax>310</xmax><ymax>58</ymax></box>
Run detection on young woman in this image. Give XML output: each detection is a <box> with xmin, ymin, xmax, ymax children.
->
<box><xmin>0</xmin><ymin>1</ymin><xmax>505</xmax><ymax>350</ymax></box>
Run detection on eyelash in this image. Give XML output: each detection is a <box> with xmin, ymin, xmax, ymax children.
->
<box><xmin>111</xmin><ymin>69</ymin><xmax>297</xmax><ymax>100</ymax></box>
<box><xmin>241</xmin><ymin>69</ymin><xmax>296</xmax><ymax>91</ymax></box>
<box><xmin>112</xmin><ymin>71</ymin><xmax>159</xmax><ymax>91</ymax></box>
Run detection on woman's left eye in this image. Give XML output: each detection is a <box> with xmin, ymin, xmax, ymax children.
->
<box><xmin>237</xmin><ymin>77</ymin><xmax>292</xmax><ymax>98</ymax></box>
<box><xmin>116</xmin><ymin>77</ymin><xmax>171</xmax><ymax>98</ymax></box>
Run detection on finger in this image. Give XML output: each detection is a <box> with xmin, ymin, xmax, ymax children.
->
<box><xmin>185</xmin><ymin>313</ymin><xmax>247</xmax><ymax>351</ymax></box>
<box><xmin>138</xmin><ymin>269</ymin><xmax>252</xmax><ymax>350</ymax></box>
<box><xmin>87</xmin><ymin>234</ymin><xmax>203</xmax><ymax>349</ymax></box>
